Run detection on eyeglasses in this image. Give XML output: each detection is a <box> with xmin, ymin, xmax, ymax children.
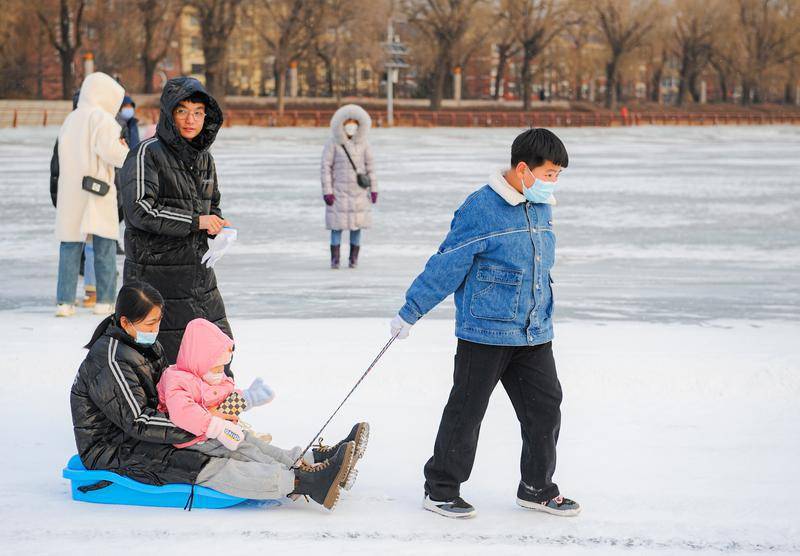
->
<box><xmin>174</xmin><ymin>108</ymin><xmax>206</xmax><ymax>121</ymax></box>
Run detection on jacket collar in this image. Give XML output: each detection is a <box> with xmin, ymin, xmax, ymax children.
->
<box><xmin>106</xmin><ymin>323</ymin><xmax>164</xmax><ymax>360</ymax></box>
<box><xmin>488</xmin><ymin>170</ymin><xmax>556</xmax><ymax>206</ymax></box>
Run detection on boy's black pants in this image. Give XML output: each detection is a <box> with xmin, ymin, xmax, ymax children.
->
<box><xmin>423</xmin><ymin>339</ymin><xmax>562</xmax><ymax>502</ymax></box>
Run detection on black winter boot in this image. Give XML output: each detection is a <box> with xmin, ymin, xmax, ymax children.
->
<box><xmin>291</xmin><ymin>441</ymin><xmax>355</xmax><ymax>510</ymax></box>
<box><xmin>348</xmin><ymin>245</ymin><xmax>360</xmax><ymax>268</ymax></box>
<box><xmin>313</xmin><ymin>422</ymin><xmax>370</xmax><ymax>463</ymax></box>
<box><xmin>330</xmin><ymin>245</ymin><xmax>340</xmax><ymax>269</ymax></box>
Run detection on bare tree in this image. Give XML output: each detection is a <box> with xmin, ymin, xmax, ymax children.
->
<box><xmin>136</xmin><ymin>0</ymin><xmax>183</xmax><ymax>93</ymax></box>
<box><xmin>189</xmin><ymin>0</ymin><xmax>242</xmax><ymax>98</ymax></box>
<box><xmin>404</xmin><ymin>0</ymin><xmax>483</xmax><ymax>109</ymax></box>
<box><xmin>508</xmin><ymin>0</ymin><xmax>571</xmax><ymax>110</ymax></box>
<box><xmin>490</xmin><ymin>1</ymin><xmax>521</xmax><ymax>100</ymax></box>
<box><xmin>312</xmin><ymin>0</ymin><xmax>360</xmax><ymax>100</ymax></box>
<box><xmin>452</xmin><ymin>5</ymin><xmax>493</xmax><ymax>99</ymax></box>
<box><xmin>37</xmin><ymin>0</ymin><xmax>86</xmax><ymax>99</ymax></box>
<box><xmin>672</xmin><ymin>0</ymin><xmax>718</xmax><ymax>106</ymax></box>
<box><xmin>563</xmin><ymin>4</ymin><xmax>594</xmax><ymax>101</ymax></box>
<box><xmin>256</xmin><ymin>0</ymin><xmax>323</xmax><ymax>113</ymax></box>
<box><xmin>0</xmin><ymin>1</ymin><xmax>39</xmax><ymax>97</ymax></box>
<box><xmin>737</xmin><ymin>0</ymin><xmax>798</xmax><ymax>105</ymax></box>
<box><xmin>594</xmin><ymin>0</ymin><xmax>658</xmax><ymax>108</ymax></box>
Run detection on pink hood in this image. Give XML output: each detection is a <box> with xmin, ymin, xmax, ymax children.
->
<box><xmin>176</xmin><ymin>318</ymin><xmax>234</xmax><ymax>378</ymax></box>
<box><xmin>157</xmin><ymin>319</ymin><xmax>237</xmax><ymax>447</ymax></box>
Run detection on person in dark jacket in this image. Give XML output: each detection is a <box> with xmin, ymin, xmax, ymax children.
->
<box><xmin>50</xmin><ymin>89</ymin><xmax>81</xmax><ymax>207</ymax></box>
<box><xmin>72</xmin><ymin>282</ymin><xmax>361</xmax><ymax>507</ymax></box>
<box><xmin>119</xmin><ymin>77</ymin><xmax>232</xmax><ymax>366</ymax></box>
<box><xmin>71</xmin><ymin>282</ymin><xmax>210</xmax><ymax>485</ymax></box>
<box><xmin>116</xmin><ymin>95</ymin><xmax>140</xmax><ymax>151</ymax></box>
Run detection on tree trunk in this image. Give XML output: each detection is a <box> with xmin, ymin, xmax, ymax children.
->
<box><xmin>316</xmin><ymin>51</ymin><xmax>334</xmax><ymax>96</ymax></box>
<box><xmin>677</xmin><ymin>54</ymin><xmax>690</xmax><ymax>106</ymax></box>
<box><xmin>650</xmin><ymin>65</ymin><xmax>662</xmax><ymax>103</ymax></box>
<box><xmin>204</xmin><ymin>48</ymin><xmax>225</xmax><ymax>99</ymax></box>
<box><xmin>275</xmin><ymin>62</ymin><xmax>286</xmax><ymax>115</ymax></box>
<box><xmin>522</xmin><ymin>47</ymin><xmax>534</xmax><ymax>111</ymax></box>
<box><xmin>752</xmin><ymin>80</ymin><xmax>762</xmax><ymax>104</ymax></box>
<box><xmin>36</xmin><ymin>34</ymin><xmax>44</xmax><ymax>99</ymax></box>
<box><xmin>430</xmin><ymin>65</ymin><xmax>446</xmax><ymax>110</ymax></box>
<box><xmin>305</xmin><ymin>60</ymin><xmax>318</xmax><ymax>97</ymax></box>
<box><xmin>325</xmin><ymin>62</ymin><xmax>334</xmax><ymax>97</ymax></box>
<box><xmin>741</xmin><ymin>78</ymin><xmax>752</xmax><ymax>105</ymax></box>
<box><xmin>143</xmin><ymin>58</ymin><xmax>157</xmax><ymax>94</ymax></box>
<box><xmin>604</xmin><ymin>58</ymin><xmax>618</xmax><ymax>109</ymax></box>
<box><xmin>60</xmin><ymin>53</ymin><xmax>74</xmax><ymax>99</ymax></box>
<box><xmin>784</xmin><ymin>78</ymin><xmax>797</xmax><ymax>105</ymax></box>
<box><xmin>689</xmin><ymin>71</ymin><xmax>701</xmax><ymax>103</ymax></box>
<box><xmin>493</xmin><ymin>46</ymin><xmax>510</xmax><ymax>101</ymax></box>
<box><xmin>718</xmin><ymin>73</ymin><xmax>728</xmax><ymax>102</ymax></box>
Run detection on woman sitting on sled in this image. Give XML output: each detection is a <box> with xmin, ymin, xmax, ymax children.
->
<box><xmin>70</xmin><ymin>282</ymin><xmax>368</xmax><ymax>510</ymax></box>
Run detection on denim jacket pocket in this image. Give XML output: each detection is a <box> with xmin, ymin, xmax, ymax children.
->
<box><xmin>469</xmin><ymin>266</ymin><xmax>523</xmax><ymax>321</ymax></box>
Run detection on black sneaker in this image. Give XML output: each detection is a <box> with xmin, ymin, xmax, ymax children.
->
<box><xmin>313</xmin><ymin>422</ymin><xmax>370</xmax><ymax>463</ymax></box>
<box><xmin>516</xmin><ymin>481</ymin><xmax>581</xmax><ymax>516</ymax></box>
<box><xmin>423</xmin><ymin>494</ymin><xmax>477</xmax><ymax>519</ymax></box>
<box><xmin>291</xmin><ymin>441</ymin><xmax>355</xmax><ymax>510</ymax></box>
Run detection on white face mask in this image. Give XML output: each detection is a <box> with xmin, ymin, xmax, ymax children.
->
<box><xmin>344</xmin><ymin>123</ymin><xmax>359</xmax><ymax>137</ymax></box>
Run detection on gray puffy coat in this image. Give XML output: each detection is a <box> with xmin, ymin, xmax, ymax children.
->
<box><xmin>321</xmin><ymin>104</ymin><xmax>377</xmax><ymax>230</ymax></box>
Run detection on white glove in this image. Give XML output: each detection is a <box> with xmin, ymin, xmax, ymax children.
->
<box><xmin>201</xmin><ymin>227</ymin><xmax>237</xmax><ymax>268</ymax></box>
<box><xmin>241</xmin><ymin>377</ymin><xmax>275</xmax><ymax>409</ymax></box>
<box><xmin>390</xmin><ymin>314</ymin><xmax>413</xmax><ymax>340</ymax></box>
<box><xmin>206</xmin><ymin>415</ymin><xmax>244</xmax><ymax>451</ymax></box>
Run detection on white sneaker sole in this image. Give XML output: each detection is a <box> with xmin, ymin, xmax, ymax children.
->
<box><xmin>516</xmin><ymin>497</ymin><xmax>581</xmax><ymax>516</ymax></box>
<box><xmin>423</xmin><ymin>497</ymin><xmax>477</xmax><ymax>519</ymax></box>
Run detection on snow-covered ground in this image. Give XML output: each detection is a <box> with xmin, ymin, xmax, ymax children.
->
<box><xmin>3</xmin><ymin>315</ymin><xmax>800</xmax><ymax>554</ymax></box>
<box><xmin>1</xmin><ymin>125</ymin><xmax>799</xmax><ymax>554</ymax></box>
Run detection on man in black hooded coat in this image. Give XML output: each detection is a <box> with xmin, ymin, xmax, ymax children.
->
<box><xmin>119</xmin><ymin>77</ymin><xmax>232</xmax><ymax>365</ymax></box>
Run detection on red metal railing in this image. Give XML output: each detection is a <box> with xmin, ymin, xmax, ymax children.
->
<box><xmin>3</xmin><ymin>106</ymin><xmax>800</xmax><ymax>129</ymax></box>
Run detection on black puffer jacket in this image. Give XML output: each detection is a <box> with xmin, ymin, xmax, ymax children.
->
<box><xmin>70</xmin><ymin>322</ymin><xmax>210</xmax><ymax>485</ymax></box>
<box><xmin>120</xmin><ymin>77</ymin><xmax>232</xmax><ymax>364</ymax></box>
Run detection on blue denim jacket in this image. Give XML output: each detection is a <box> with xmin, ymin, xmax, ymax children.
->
<box><xmin>399</xmin><ymin>174</ymin><xmax>556</xmax><ymax>346</ymax></box>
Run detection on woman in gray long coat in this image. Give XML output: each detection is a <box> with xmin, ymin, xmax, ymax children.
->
<box><xmin>321</xmin><ymin>104</ymin><xmax>378</xmax><ymax>269</ymax></box>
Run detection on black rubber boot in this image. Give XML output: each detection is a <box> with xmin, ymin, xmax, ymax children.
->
<box><xmin>330</xmin><ymin>245</ymin><xmax>340</xmax><ymax>269</ymax></box>
<box><xmin>291</xmin><ymin>441</ymin><xmax>355</xmax><ymax>510</ymax></box>
<box><xmin>348</xmin><ymin>245</ymin><xmax>360</xmax><ymax>268</ymax></box>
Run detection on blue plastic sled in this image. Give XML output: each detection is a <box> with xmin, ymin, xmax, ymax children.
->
<box><xmin>62</xmin><ymin>454</ymin><xmax>247</xmax><ymax>509</ymax></box>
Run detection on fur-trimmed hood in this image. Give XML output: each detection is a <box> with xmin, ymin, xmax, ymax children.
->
<box><xmin>330</xmin><ymin>104</ymin><xmax>372</xmax><ymax>144</ymax></box>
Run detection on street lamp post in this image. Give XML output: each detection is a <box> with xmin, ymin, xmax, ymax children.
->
<box><xmin>384</xmin><ymin>19</ymin><xmax>409</xmax><ymax>127</ymax></box>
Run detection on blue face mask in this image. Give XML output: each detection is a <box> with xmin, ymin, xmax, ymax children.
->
<box><xmin>133</xmin><ymin>327</ymin><xmax>158</xmax><ymax>346</ymax></box>
<box><xmin>119</xmin><ymin>107</ymin><xmax>135</xmax><ymax>121</ymax></box>
<box><xmin>522</xmin><ymin>169</ymin><xmax>557</xmax><ymax>204</ymax></box>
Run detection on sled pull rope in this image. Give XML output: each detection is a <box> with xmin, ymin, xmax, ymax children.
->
<box><xmin>184</xmin><ymin>482</ymin><xmax>196</xmax><ymax>511</ymax></box>
<box><xmin>292</xmin><ymin>331</ymin><xmax>400</xmax><ymax>469</ymax></box>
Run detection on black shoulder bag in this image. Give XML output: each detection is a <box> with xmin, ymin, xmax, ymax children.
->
<box><xmin>82</xmin><ymin>176</ymin><xmax>110</xmax><ymax>196</ymax></box>
<box><xmin>82</xmin><ymin>149</ymin><xmax>111</xmax><ymax>196</ymax></box>
<box><xmin>341</xmin><ymin>144</ymin><xmax>372</xmax><ymax>189</ymax></box>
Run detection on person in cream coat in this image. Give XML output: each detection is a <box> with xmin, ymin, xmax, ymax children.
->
<box><xmin>55</xmin><ymin>72</ymin><xmax>129</xmax><ymax>317</ymax></box>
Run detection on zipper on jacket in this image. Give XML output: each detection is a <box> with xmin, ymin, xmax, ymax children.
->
<box><xmin>523</xmin><ymin>203</ymin><xmax>538</xmax><ymax>338</ymax></box>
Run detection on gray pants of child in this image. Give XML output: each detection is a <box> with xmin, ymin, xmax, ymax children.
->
<box><xmin>193</xmin><ymin>431</ymin><xmax>309</xmax><ymax>499</ymax></box>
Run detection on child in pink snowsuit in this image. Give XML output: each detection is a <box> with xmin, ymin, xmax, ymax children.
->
<box><xmin>157</xmin><ymin>318</ymin><xmax>307</xmax><ymax>468</ymax></box>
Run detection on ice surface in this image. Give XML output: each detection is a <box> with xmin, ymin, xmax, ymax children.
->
<box><xmin>1</xmin><ymin>125</ymin><xmax>799</xmax><ymax>553</ymax></box>
<box><xmin>1</xmin><ymin>125</ymin><xmax>799</xmax><ymax>322</ymax></box>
